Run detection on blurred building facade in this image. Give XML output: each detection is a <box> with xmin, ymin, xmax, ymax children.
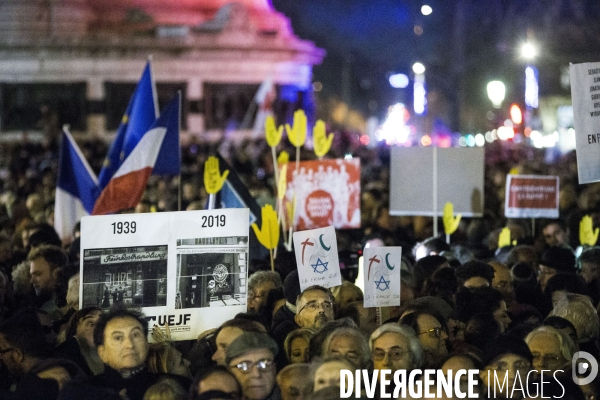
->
<box><xmin>0</xmin><ymin>0</ymin><xmax>324</xmax><ymax>139</ymax></box>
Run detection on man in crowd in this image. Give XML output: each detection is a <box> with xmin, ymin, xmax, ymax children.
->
<box><xmin>294</xmin><ymin>286</ymin><xmax>335</xmax><ymax>330</ymax></box>
<box><xmin>541</xmin><ymin>220</ymin><xmax>569</xmax><ymax>248</ymax></box>
<box><xmin>248</xmin><ymin>271</ymin><xmax>282</xmax><ymax>313</ymax></box>
<box><xmin>89</xmin><ymin>307</ymin><xmax>159</xmax><ymax>400</ymax></box>
<box><xmin>369</xmin><ymin>323</ymin><xmax>423</xmax><ymax>373</ymax></box>
<box><xmin>28</xmin><ymin>244</ymin><xmax>68</xmax><ymax>320</ymax></box>
<box><xmin>226</xmin><ymin>331</ymin><xmax>280</xmax><ymax>400</ymax></box>
<box><xmin>525</xmin><ymin>325</ymin><xmax>575</xmax><ymax>376</ymax></box>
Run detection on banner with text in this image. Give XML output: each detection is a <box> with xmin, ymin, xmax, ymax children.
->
<box><xmin>293</xmin><ymin>226</ymin><xmax>342</xmax><ymax>291</ymax></box>
<box><xmin>504</xmin><ymin>175</ymin><xmax>559</xmax><ymax>218</ymax></box>
<box><xmin>570</xmin><ymin>61</ymin><xmax>600</xmax><ymax>184</ymax></box>
<box><xmin>80</xmin><ymin>209</ymin><xmax>249</xmax><ymax>341</ymax></box>
<box><xmin>363</xmin><ymin>247</ymin><xmax>402</xmax><ymax>308</ymax></box>
<box><xmin>284</xmin><ymin>159</ymin><xmax>360</xmax><ymax>231</ymax></box>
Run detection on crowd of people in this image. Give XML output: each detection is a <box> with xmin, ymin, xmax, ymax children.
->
<box><xmin>0</xmin><ymin>134</ymin><xmax>600</xmax><ymax>399</ymax></box>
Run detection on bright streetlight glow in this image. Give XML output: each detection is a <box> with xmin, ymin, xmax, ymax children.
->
<box><xmin>389</xmin><ymin>73</ymin><xmax>409</xmax><ymax>88</ymax></box>
<box><xmin>521</xmin><ymin>42</ymin><xmax>537</xmax><ymax>60</ymax></box>
<box><xmin>421</xmin><ymin>5</ymin><xmax>433</xmax><ymax>15</ymax></box>
<box><xmin>412</xmin><ymin>62</ymin><xmax>425</xmax><ymax>74</ymax></box>
<box><xmin>487</xmin><ymin>80</ymin><xmax>506</xmax><ymax>108</ymax></box>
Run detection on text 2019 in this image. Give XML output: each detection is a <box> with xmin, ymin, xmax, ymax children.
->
<box><xmin>202</xmin><ymin>215</ymin><xmax>226</xmax><ymax>227</ymax></box>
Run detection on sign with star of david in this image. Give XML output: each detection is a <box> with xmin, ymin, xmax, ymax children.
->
<box><xmin>363</xmin><ymin>246</ymin><xmax>402</xmax><ymax>308</ymax></box>
<box><xmin>292</xmin><ymin>226</ymin><xmax>341</xmax><ymax>291</ymax></box>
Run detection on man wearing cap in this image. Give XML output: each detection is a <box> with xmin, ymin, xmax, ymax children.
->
<box><xmin>226</xmin><ymin>331</ymin><xmax>281</xmax><ymax>400</ymax></box>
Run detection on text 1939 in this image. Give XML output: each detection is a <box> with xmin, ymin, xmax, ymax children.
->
<box><xmin>111</xmin><ymin>221</ymin><xmax>136</xmax><ymax>234</ymax></box>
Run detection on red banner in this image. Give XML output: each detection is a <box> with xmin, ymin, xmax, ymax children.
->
<box><xmin>284</xmin><ymin>159</ymin><xmax>361</xmax><ymax>231</ymax></box>
<box><xmin>504</xmin><ymin>175</ymin><xmax>559</xmax><ymax>218</ymax></box>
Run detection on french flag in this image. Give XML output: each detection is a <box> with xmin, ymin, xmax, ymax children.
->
<box><xmin>92</xmin><ymin>93</ymin><xmax>181</xmax><ymax>215</ymax></box>
<box><xmin>54</xmin><ymin>128</ymin><xmax>99</xmax><ymax>240</ymax></box>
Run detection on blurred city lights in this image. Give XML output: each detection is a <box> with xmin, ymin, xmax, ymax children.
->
<box><xmin>312</xmin><ymin>81</ymin><xmax>323</xmax><ymax>92</ymax></box>
<box><xmin>389</xmin><ymin>73</ymin><xmax>409</xmax><ymax>88</ymax></box>
<box><xmin>525</xmin><ymin>66</ymin><xmax>539</xmax><ymax>108</ymax></box>
<box><xmin>521</xmin><ymin>42</ymin><xmax>538</xmax><ymax>60</ymax></box>
<box><xmin>487</xmin><ymin>81</ymin><xmax>505</xmax><ymax>108</ymax></box>
<box><xmin>466</xmin><ymin>134</ymin><xmax>475</xmax><ymax>147</ymax></box>
<box><xmin>421</xmin><ymin>5</ymin><xmax>432</xmax><ymax>15</ymax></box>
<box><xmin>412</xmin><ymin>62</ymin><xmax>426</xmax><ymax>74</ymax></box>
<box><xmin>510</xmin><ymin>104</ymin><xmax>523</xmax><ymax>124</ymax></box>
<box><xmin>359</xmin><ymin>135</ymin><xmax>370</xmax><ymax>145</ymax></box>
<box><xmin>475</xmin><ymin>133</ymin><xmax>485</xmax><ymax>147</ymax></box>
<box><xmin>458</xmin><ymin>137</ymin><xmax>467</xmax><ymax>147</ymax></box>
<box><xmin>497</xmin><ymin>126</ymin><xmax>514</xmax><ymax>141</ymax></box>
<box><xmin>414</xmin><ymin>25</ymin><xmax>424</xmax><ymax>36</ymax></box>
<box><xmin>377</xmin><ymin>103</ymin><xmax>412</xmax><ymax>145</ymax></box>
<box><xmin>420</xmin><ymin>134</ymin><xmax>432</xmax><ymax>146</ymax></box>
<box><xmin>414</xmin><ymin>80</ymin><xmax>426</xmax><ymax>115</ymax></box>
<box><xmin>344</xmin><ymin>153</ymin><xmax>353</xmax><ymax>160</ymax></box>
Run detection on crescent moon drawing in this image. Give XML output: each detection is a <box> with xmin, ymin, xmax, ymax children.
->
<box><xmin>319</xmin><ymin>234</ymin><xmax>331</xmax><ymax>251</ymax></box>
<box><xmin>385</xmin><ymin>253</ymin><xmax>395</xmax><ymax>270</ymax></box>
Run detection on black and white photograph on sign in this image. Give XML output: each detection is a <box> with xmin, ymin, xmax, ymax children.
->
<box><xmin>175</xmin><ymin>236</ymin><xmax>248</xmax><ymax>309</ymax></box>
<box><xmin>81</xmin><ymin>245</ymin><xmax>168</xmax><ymax>309</ymax></box>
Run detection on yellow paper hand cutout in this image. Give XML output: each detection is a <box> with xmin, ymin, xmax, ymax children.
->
<box><xmin>251</xmin><ymin>204</ymin><xmax>279</xmax><ymax>251</ymax></box>
<box><xmin>277</xmin><ymin>151</ymin><xmax>289</xmax><ymax>165</ymax></box>
<box><xmin>580</xmin><ymin>215</ymin><xmax>599</xmax><ymax>246</ymax></box>
<box><xmin>265</xmin><ymin>115</ymin><xmax>283</xmax><ymax>148</ymax></box>
<box><xmin>443</xmin><ymin>202</ymin><xmax>462</xmax><ymax>235</ymax></box>
<box><xmin>285</xmin><ymin>110</ymin><xmax>307</xmax><ymax>148</ymax></box>
<box><xmin>278</xmin><ymin>164</ymin><xmax>287</xmax><ymax>200</ymax></box>
<box><xmin>508</xmin><ymin>167</ymin><xmax>520</xmax><ymax>175</ymax></box>
<box><xmin>204</xmin><ymin>156</ymin><xmax>229</xmax><ymax>194</ymax></box>
<box><xmin>498</xmin><ymin>227</ymin><xmax>516</xmax><ymax>248</ymax></box>
<box><xmin>313</xmin><ymin>119</ymin><xmax>334</xmax><ymax>158</ymax></box>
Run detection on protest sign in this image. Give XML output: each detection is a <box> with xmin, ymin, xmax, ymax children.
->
<box><xmin>80</xmin><ymin>209</ymin><xmax>249</xmax><ymax>341</ymax></box>
<box><xmin>293</xmin><ymin>226</ymin><xmax>342</xmax><ymax>291</ymax></box>
<box><xmin>570</xmin><ymin>61</ymin><xmax>600</xmax><ymax>184</ymax></box>
<box><xmin>504</xmin><ymin>175</ymin><xmax>559</xmax><ymax>218</ymax></box>
<box><xmin>284</xmin><ymin>158</ymin><xmax>360</xmax><ymax>231</ymax></box>
<box><xmin>389</xmin><ymin>147</ymin><xmax>484</xmax><ymax>216</ymax></box>
<box><xmin>362</xmin><ymin>247</ymin><xmax>402</xmax><ymax>308</ymax></box>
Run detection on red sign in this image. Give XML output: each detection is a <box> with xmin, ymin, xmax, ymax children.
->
<box><xmin>505</xmin><ymin>175</ymin><xmax>559</xmax><ymax>218</ymax></box>
<box><xmin>284</xmin><ymin>159</ymin><xmax>361</xmax><ymax>231</ymax></box>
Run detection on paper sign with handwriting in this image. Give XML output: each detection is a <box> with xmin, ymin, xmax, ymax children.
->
<box><xmin>363</xmin><ymin>247</ymin><xmax>402</xmax><ymax>308</ymax></box>
<box><xmin>293</xmin><ymin>226</ymin><xmax>341</xmax><ymax>291</ymax></box>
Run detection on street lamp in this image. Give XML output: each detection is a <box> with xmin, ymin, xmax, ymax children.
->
<box><xmin>487</xmin><ymin>81</ymin><xmax>505</xmax><ymax>108</ymax></box>
<box><xmin>412</xmin><ymin>62</ymin><xmax>426</xmax><ymax>115</ymax></box>
<box><xmin>520</xmin><ymin>42</ymin><xmax>537</xmax><ymax>60</ymax></box>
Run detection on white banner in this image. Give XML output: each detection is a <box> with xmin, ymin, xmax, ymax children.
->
<box><xmin>292</xmin><ymin>226</ymin><xmax>342</xmax><ymax>291</ymax></box>
<box><xmin>570</xmin><ymin>61</ymin><xmax>600</xmax><ymax>184</ymax></box>
<box><xmin>80</xmin><ymin>209</ymin><xmax>249</xmax><ymax>341</ymax></box>
<box><xmin>363</xmin><ymin>247</ymin><xmax>402</xmax><ymax>308</ymax></box>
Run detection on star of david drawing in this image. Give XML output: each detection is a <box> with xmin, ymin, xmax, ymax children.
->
<box><xmin>311</xmin><ymin>258</ymin><xmax>329</xmax><ymax>274</ymax></box>
<box><xmin>375</xmin><ymin>275</ymin><xmax>390</xmax><ymax>291</ymax></box>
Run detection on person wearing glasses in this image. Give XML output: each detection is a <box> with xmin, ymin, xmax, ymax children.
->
<box><xmin>294</xmin><ymin>286</ymin><xmax>335</xmax><ymax>331</ymax></box>
<box><xmin>399</xmin><ymin>310</ymin><xmax>449</xmax><ymax>368</ymax></box>
<box><xmin>524</xmin><ymin>326</ymin><xmax>575</xmax><ymax>377</ymax></box>
<box><xmin>226</xmin><ymin>331</ymin><xmax>280</xmax><ymax>400</ymax></box>
<box><xmin>369</xmin><ymin>323</ymin><xmax>423</xmax><ymax>373</ymax></box>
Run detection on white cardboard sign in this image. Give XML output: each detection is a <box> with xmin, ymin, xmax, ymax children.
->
<box><xmin>570</xmin><ymin>61</ymin><xmax>600</xmax><ymax>184</ymax></box>
<box><xmin>363</xmin><ymin>247</ymin><xmax>402</xmax><ymax>308</ymax></box>
<box><xmin>80</xmin><ymin>209</ymin><xmax>249</xmax><ymax>341</ymax></box>
<box><xmin>292</xmin><ymin>226</ymin><xmax>342</xmax><ymax>291</ymax></box>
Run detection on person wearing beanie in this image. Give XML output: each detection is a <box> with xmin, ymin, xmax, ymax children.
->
<box><xmin>538</xmin><ymin>246</ymin><xmax>576</xmax><ymax>292</ymax></box>
<box><xmin>271</xmin><ymin>271</ymin><xmax>302</xmax><ymax>370</ymax></box>
<box><xmin>226</xmin><ymin>332</ymin><xmax>281</xmax><ymax>400</ymax></box>
<box><xmin>479</xmin><ymin>335</ymin><xmax>532</xmax><ymax>399</ymax></box>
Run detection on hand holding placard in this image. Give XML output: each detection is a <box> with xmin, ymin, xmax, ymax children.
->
<box><xmin>313</xmin><ymin>120</ymin><xmax>334</xmax><ymax>158</ymax></box>
<box><xmin>443</xmin><ymin>202</ymin><xmax>461</xmax><ymax>235</ymax></box>
<box><xmin>252</xmin><ymin>204</ymin><xmax>280</xmax><ymax>271</ymax></box>
<box><xmin>580</xmin><ymin>215</ymin><xmax>599</xmax><ymax>246</ymax></box>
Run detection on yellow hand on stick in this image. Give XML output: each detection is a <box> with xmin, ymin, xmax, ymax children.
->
<box><xmin>313</xmin><ymin>120</ymin><xmax>334</xmax><ymax>158</ymax></box>
<box><xmin>498</xmin><ymin>227</ymin><xmax>516</xmax><ymax>248</ymax></box>
<box><xmin>580</xmin><ymin>215</ymin><xmax>599</xmax><ymax>246</ymax></box>
<box><xmin>252</xmin><ymin>204</ymin><xmax>280</xmax><ymax>251</ymax></box>
<box><xmin>443</xmin><ymin>202</ymin><xmax>462</xmax><ymax>235</ymax></box>
<box><xmin>204</xmin><ymin>156</ymin><xmax>229</xmax><ymax>194</ymax></box>
<box><xmin>285</xmin><ymin>110</ymin><xmax>307</xmax><ymax>148</ymax></box>
<box><xmin>265</xmin><ymin>116</ymin><xmax>283</xmax><ymax>148</ymax></box>
<box><xmin>277</xmin><ymin>151</ymin><xmax>289</xmax><ymax>165</ymax></box>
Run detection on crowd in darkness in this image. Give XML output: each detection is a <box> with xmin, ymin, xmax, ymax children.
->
<box><xmin>1</xmin><ymin>133</ymin><xmax>600</xmax><ymax>399</ymax></box>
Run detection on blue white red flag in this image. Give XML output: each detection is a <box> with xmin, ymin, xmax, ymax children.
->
<box><xmin>54</xmin><ymin>128</ymin><xmax>99</xmax><ymax>240</ymax></box>
<box><xmin>93</xmin><ymin>93</ymin><xmax>181</xmax><ymax>215</ymax></box>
